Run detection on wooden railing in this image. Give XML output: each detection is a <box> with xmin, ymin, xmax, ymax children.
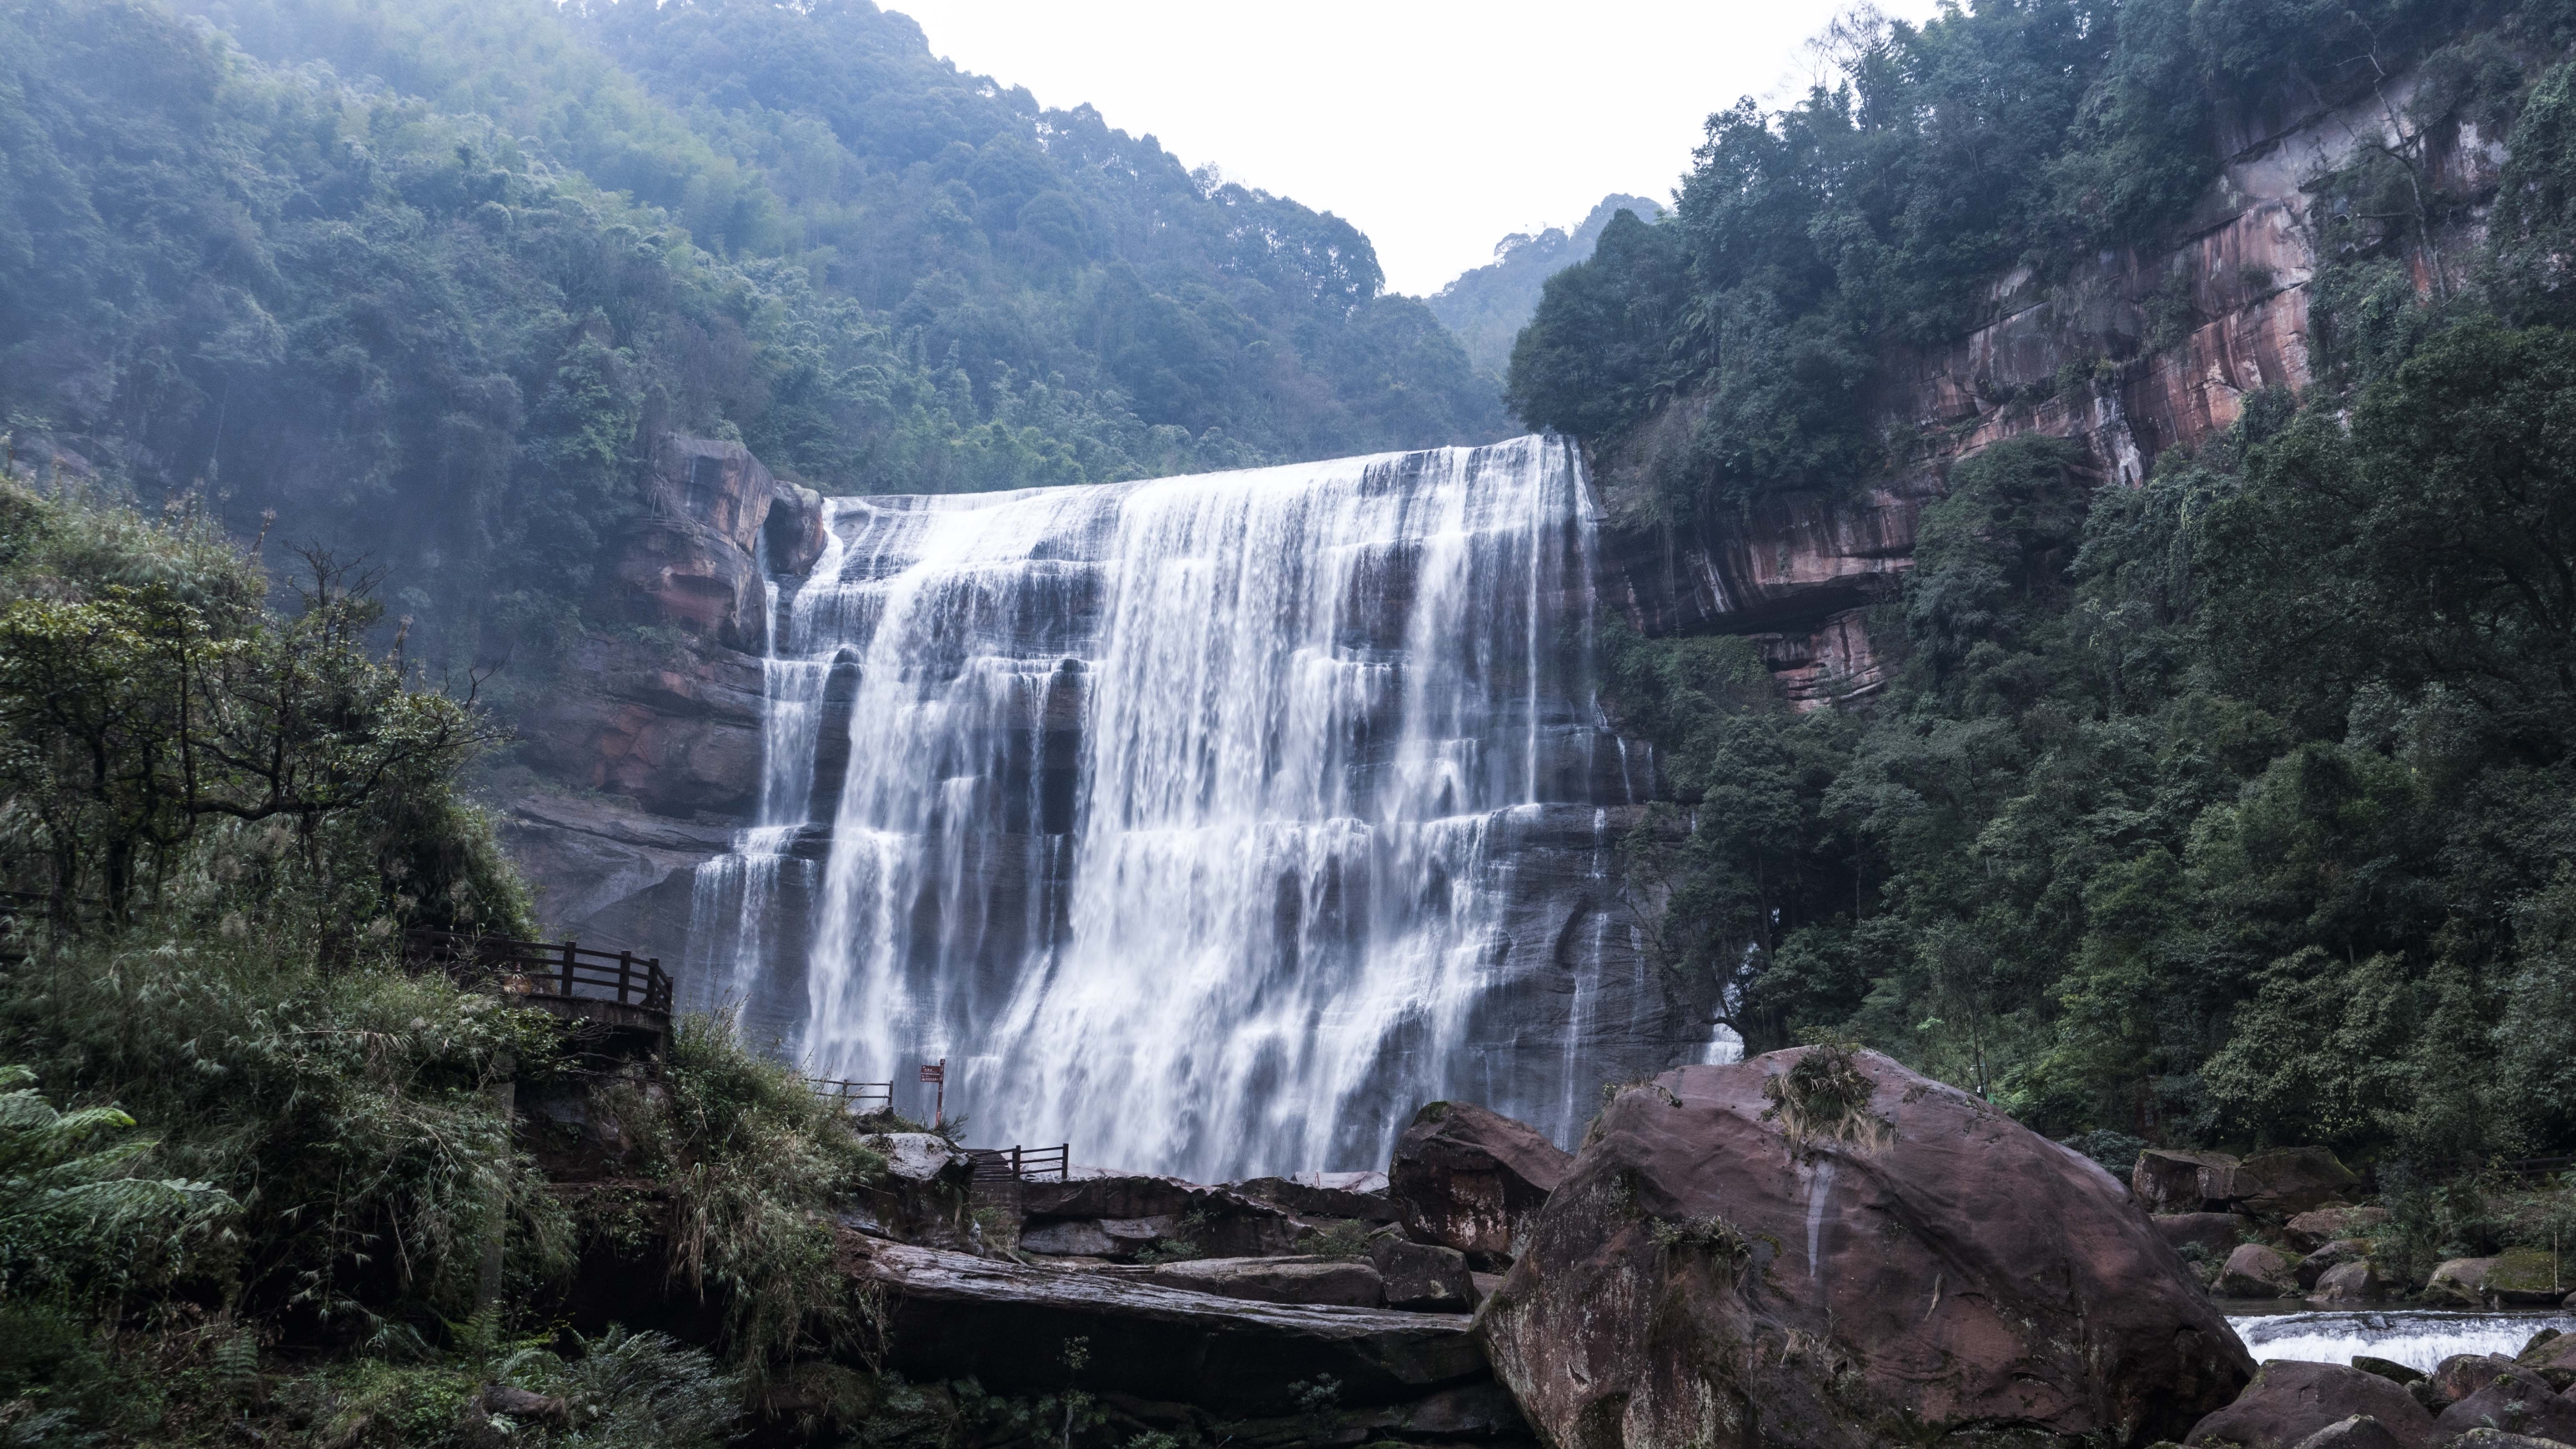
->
<box><xmin>403</xmin><ymin>929</ymin><xmax>672</xmax><ymax>1019</ymax></box>
<box><xmin>968</xmin><ymin>1145</ymin><xmax>1069</xmax><ymax>1182</ymax></box>
<box><xmin>810</xmin><ymin>1077</ymin><xmax>893</xmax><ymax>1114</ymax></box>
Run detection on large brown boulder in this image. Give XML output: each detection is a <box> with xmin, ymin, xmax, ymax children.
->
<box><xmin>2434</xmin><ymin>1364</ymin><xmax>2576</xmax><ymax>1444</ymax></box>
<box><xmin>2217</xmin><ymin>1242</ymin><xmax>2301</xmax><ymax>1297</ymax></box>
<box><xmin>2184</xmin><ymin>1361</ymin><xmax>2438</xmax><ymax>1449</ymax></box>
<box><xmin>1386</xmin><ymin>1101</ymin><xmax>1569</xmax><ymax>1267</ymax></box>
<box><xmin>2233</xmin><ymin>1147</ymin><xmax>2363</xmax><ymax>1217</ymax></box>
<box><xmin>1475</xmin><ymin>1049</ymin><xmax>2251</xmax><ymax>1449</ymax></box>
<box><xmin>2137</xmin><ymin>1149</ymin><xmax>2241</xmax><ymax>1212</ymax></box>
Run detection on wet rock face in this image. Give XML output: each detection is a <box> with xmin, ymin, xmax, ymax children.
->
<box><xmin>1386</xmin><ymin>1102</ymin><xmax>1571</xmax><ymax>1269</ymax></box>
<box><xmin>2183</xmin><ymin>1361</ymin><xmax>2438</xmax><ymax>1449</ymax></box>
<box><xmin>1476</xmin><ymin>1049</ymin><xmax>2251</xmax><ymax>1449</ymax></box>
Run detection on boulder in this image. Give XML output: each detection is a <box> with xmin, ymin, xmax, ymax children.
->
<box><xmin>2429</xmin><ymin>1354</ymin><xmax>2515</xmax><ymax>1406</ymax></box>
<box><xmin>2287</xmin><ymin>1205</ymin><xmax>2391</xmax><ymax>1251</ymax></box>
<box><xmin>2426</xmin><ymin>1258</ymin><xmax>2503</xmax><ymax>1307</ymax></box>
<box><xmin>2288</xmin><ymin>1417</ymin><xmax>2407</xmax><ymax>1449</ymax></box>
<box><xmin>2233</xmin><ymin>1147</ymin><xmax>2363</xmax><ymax>1217</ymax></box>
<box><xmin>1232</xmin><ymin>1173</ymin><xmax>1400</xmax><ymax>1223</ymax></box>
<box><xmin>1476</xmin><ymin>1049</ymin><xmax>2251</xmax><ymax>1449</ymax></box>
<box><xmin>2518</xmin><ymin>1331</ymin><xmax>2576</xmax><ymax>1391</ymax></box>
<box><xmin>2160</xmin><ymin>1211</ymin><xmax>2256</xmax><ymax>1258</ymax></box>
<box><xmin>2137</xmin><ymin>1149</ymin><xmax>2242</xmax><ymax>1212</ymax></box>
<box><xmin>846</xmin><ymin>1235</ymin><xmax>1491</xmax><ymax>1415</ymax></box>
<box><xmin>2448</xmin><ymin>1432</ymin><xmax>2576</xmax><ymax>1449</ymax></box>
<box><xmin>861</xmin><ymin>1131</ymin><xmax>972</xmax><ymax>1243</ymax></box>
<box><xmin>2218</xmin><ymin>1242</ymin><xmax>2302</xmax><ymax>1297</ymax></box>
<box><xmin>2434</xmin><ymin>1364</ymin><xmax>2576</xmax><ymax>1445</ymax></box>
<box><xmin>1387</xmin><ymin>1101</ymin><xmax>1569</xmax><ymax>1268</ymax></box>
<box><xmin>2351</xmin><ymin>1356</ymin><xmax>2423</xmax><ymax>1387</ymax></box>
<box><xmin>1145</xmin><ymin>1256</ymin><xmax>1383</xmax><ymax>1308</ymax></box>
<box><xmin>2297</xmin><ymin>1239</ymin><xmax>2371</xmax><ymax>1289</ymax></box>
<box><xmin>2184</xmin><ymin>1361</ymin><xmax>2438</xmax><ymax>1449</ymax></box>
<box><xmin>1370</xmin><ymin>1238</ymin><xmax>1475</xmax><ymax>1313</ymax></box>
<box><xmin>1020</xmin><ymin>1175</ymin><xmax>1299</xmax><ymax>1259</ymax></box>
<box><xmin>2486</xmin><ymin>1248</ymin><xmax>2569</xmax><ymax>1305</ymax></box>
<box><xmin>2309</xmin><ymin>1259</ymin><xmax>2384</xmax><ymax>1302</ymax></box>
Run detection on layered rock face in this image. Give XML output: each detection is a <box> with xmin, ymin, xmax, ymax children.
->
<box><xmin>1591</xmin><ymin>65</ymin><xmax>2508</xmax><ymax>705</ymax></box>
<box><xmin>1475</xmin><ymin>1048</ymin><xmax>2251</xmax><ymax>1448</ymax></box>
<box><xmin>496</xmin><ymin>435</ymin><xmax>827</xmax><ymax>996</ymax></box>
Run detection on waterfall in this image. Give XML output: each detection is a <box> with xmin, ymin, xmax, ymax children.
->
<box><xmin>689</xmin><ymin>435</ymin><xmax>1690</xmax><ymax>1180</ymax></box>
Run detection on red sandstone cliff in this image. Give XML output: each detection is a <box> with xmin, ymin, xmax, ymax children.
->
<box><xmin>1590</xmin><ymin>65</ymin><xmax>2507</xmax><ymax>707</ymax></box>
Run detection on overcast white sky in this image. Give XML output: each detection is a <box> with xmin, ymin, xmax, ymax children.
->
<box><xmin>888</xmin><ymin>0</ymin><xmax>1946</xmax><ymax>296</ymax></box>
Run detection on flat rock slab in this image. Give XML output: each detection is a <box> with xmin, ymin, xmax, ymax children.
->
<box><xmin>846</xmin><ymin>1237</ymin><xmax>1487</xmax><ymax>1414</ymax></box>
<box><xmin>1146</xmin><ymin>1255</ymin><xmax>1383</xmax><ymax>1307</ymax></box>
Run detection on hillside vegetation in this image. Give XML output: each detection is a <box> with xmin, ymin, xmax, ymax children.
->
<box><xmin>0</xmin><ymin>0</ymin><xmax>1503</xmax><ymax>677</ymax></box>
<box><xmin>1542</xmin><ymin>0</ymin><xmax>2576</xmax><ymax>1176</ymax></box>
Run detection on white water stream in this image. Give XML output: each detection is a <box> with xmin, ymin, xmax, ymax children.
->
<box><xmin>685</xmin><ymin>437</ymin><xmax>1692</xmax><ymax>1180</ymax></box>
<box><xmin>2230</xmin><ymin>1310</ymin><xmax>2576</xmax><ymax>1371</ymax></box>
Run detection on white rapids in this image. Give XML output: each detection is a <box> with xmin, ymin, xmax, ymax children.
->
<box><xmin>2229</xmin><ymin>1310</ymin><xmax>2576</xmax><ymax>1371</ymax></box>
<box><xmin>683</xmin><ymin>435</ymin><xmax>1708</xmax><ymax>1180</ymax></box>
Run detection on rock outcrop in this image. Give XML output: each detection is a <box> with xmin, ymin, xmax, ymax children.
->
<box><xmin>1590</xmin><ymin>62</ymin><xmax>2504</xmax><ymax>707</ymax></box>
<box><xmin>845</xmin><ymin>1236</ymin><xmax>1497</xmax><ymax>1416</ymax></box>
<box><xmin>1019</xmin><ymin>1175</ymin><xmax>1303</xmax><ymax>1260</ymax></box>
<box><xmin>1143</xmin><ymin>1255</ymin><xmax>1385</xmax><ymax>1309</ymax></box>
<box><xmin>2184</xmin><ymin>1362</ymin><xmax>2438</xmax><ymax>1449</ymax></box>
<box><xmin>1386</xmin><ymin>1102</ymin><xmax>1570</xmax><ymax>1269</ymax></box>
<box><xmin>1475</xmin><ymin>1049</ymin><xmax>2250</xmax><ymax>1449</ymax></box>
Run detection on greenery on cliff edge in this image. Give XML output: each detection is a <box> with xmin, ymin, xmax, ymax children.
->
<box><xmin>1576</xmin><ymin>0</ymin><xmax>2576</xmax><ymax>1175</ymax></box>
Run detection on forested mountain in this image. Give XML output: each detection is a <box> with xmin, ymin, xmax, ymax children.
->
<box><xmin>1424</xmin><ymin>194</ymin><xmax>1662</xmax><ymax>379</ymax></box>
<box><xmin>1527</xmin><ymin>0</ymin><xmax>2576</xmax><ymax>1174</ymax></box>
<box><xmin>0</xmin><ymin>0</ymin><xmax>1503</xmax><ymax>679</ymax></box>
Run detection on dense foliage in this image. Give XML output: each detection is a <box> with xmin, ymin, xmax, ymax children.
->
<box><xmin>1424</xmin><ymin>194</ymin><xmax>1661</xmax><ymax>380</ymax></box>
<box><xmin>1509</xmin><ymin>0</ymin><xmax>2573</xmax><ymax>517</ymax></box>
<box><xmin>0</xmin><ymin>0</ymin><xmax>1502</xmax><ymax>678</ymax></box>
<box><xmin>1594</xmin><ymin>8</ymin><xmax>2576</xmax><ymax>1171</ymax></box>
<box><xmin>0</xmin><ymin>476</ymin><xmax>876</xmax><ymax>1445</ymax></box>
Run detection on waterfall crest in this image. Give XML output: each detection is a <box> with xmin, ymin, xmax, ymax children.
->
<box><xmin>687</xmin><ymin>435</ymin><xmax>1689</xmax><ymax>1180</ymax></box>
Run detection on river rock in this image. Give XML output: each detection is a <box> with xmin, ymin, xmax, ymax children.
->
<box><xmin>2287</xmin><ymin>1416</ymin><xmax>2408</xmax><ymax>1449</ymax></box>
<box><xmin>2160</xmin><ymin>1211</ymin><xmax>2255</xmax><ymax>1257</ymax></box>
<box><xmin>2287</xmin><ymin>1205</ymin><xmax>2391</xmax><ymax>1250</ymax></box>
<box><xmin>2429</xmin><ymin>1354</ymin><xmax>2515</xmax><ymax>1406</ymax></box>
<box><xmin>2351</xmin><ymin>1356</ymin><xmax>2423</xmax><ymax>1387</ymax></box>
<box><xmin>2448</xmin><ymin>1431</ymin><xmax>2576</xmax><ymax>1449</ymax></box>
<box><xmin>1476</xmin><ymin>1049</ymin><xmax>2251</xmax><ymax>1448</ymax></box>
<box><xmin>2217</xmin><ymin>1242</ymin><xmax>2302</xmax><ymax>1297</ymax></box>
<box><xmin>2434</xmin><ymin>1364</ymin><xmax>2576</xmax><ymax>1445</ymax></box>
<box><xmin>1020</xmin><ymin>1175</ymin><xmax>1299</xmax><ymax>1258</ymax></box>
<box><xmin>1232</xmin><ymin>1173</ymin><xmax>1399</xmax><ymax>1223</ymax></box>
<box><xmin>2426</xmin><ymin>1257</ymin><xmax>2502</xmax><ymax>1306</ymax></box>
<box><xmin>1370</xmin><ymin>1238</ymin><xmax>1475</xmax><ymax>1312</ymax></box>
<box><xmin>2184</xmin><ymin>1361</ymin><xmax>2438</xmax><ymax>1449</ymax></box>
<box><xmin>2518</xmin><ymin>1331</ymin><xmax>2576</xmax><ymax>1390</ymax></box>
<box><xmin>2485</xmin><ymin>1248</ymin><xmax>2569</xmax><ymax>1305</ymax></box>
<box><xmin>1146</xmin><ymin>1256</ymin><xmax>1383</xmax><ymax>1308</ymax></box>
<box><xmin>1387</xmin><ymin>1101</ymin><xmax>1569</xmax><ymax>1267</ymax></box>
<box><xmin>2137</xmin><ymin>1149</ymin><xmax>2242</xmax><ymax>1212</ymax></box>
<box><xmin>2298</xmin><ymin>1239</ymin><xmax>2371</xmax><ymax>1289</ymax></box>
<box><xmin>846</xmin><ymin>1235</ymin><xmax>1490</xmax><ymax>1414</ymax></box>
<box><xmin>2233</xmin><ymin>1147</ymin><xmax>2363</xmax><ymax>1216</ymax></box>
<box><xmin>2309</xmin><ymin>1259</ymin><xmax>2384</xmax><ymax>1302</ymax></box>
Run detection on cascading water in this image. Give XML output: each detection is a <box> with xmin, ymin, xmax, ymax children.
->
<box><xmin>685</xmin><ymin>435</ymin><xmax>1715</xmax><ymax>1180</ymax></box>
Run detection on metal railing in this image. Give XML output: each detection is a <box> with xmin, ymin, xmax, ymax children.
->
<box><xmin>403</xmin><ymin>929</ymin><xmax>673</xmax><ymax>1019</ymax></box>
<box><xmin>968</xmin><ymin>1144</ymin><xmax>1070</xmax><ymax>1182</ymax></box>
<box><xmin>809</xmin><ymin>1077</ymin><xmax>894</xmax><ymax>1114</ymax></box>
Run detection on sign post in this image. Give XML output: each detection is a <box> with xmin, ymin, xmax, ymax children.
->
<box><xmin>920</xmin><ymin>1059</ymin><xmax>946</xmax><ymax>1127</ymax></box>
